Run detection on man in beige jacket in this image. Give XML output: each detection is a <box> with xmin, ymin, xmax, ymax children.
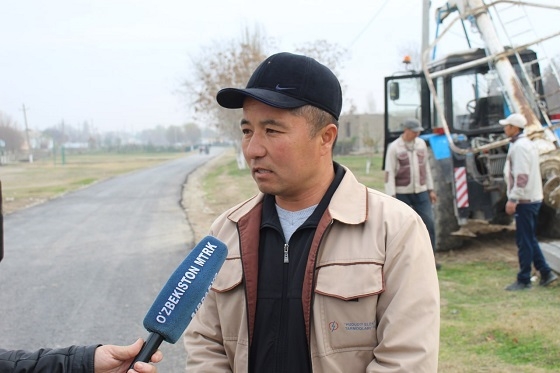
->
<box><xmin>184</xmin><ymin>52</ymin><xmax>440</xmax><ymax>372</ymax></box>
<box><xmin>384</xmin><ymin>118</ymin><xmax>440</xmax><ymax>270</ymax></box>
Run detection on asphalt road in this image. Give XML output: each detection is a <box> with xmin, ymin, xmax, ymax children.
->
<box><xmin>0</xmin><ymin>147</ymin><xmax>223</xmax><ymax>372</ymax></box>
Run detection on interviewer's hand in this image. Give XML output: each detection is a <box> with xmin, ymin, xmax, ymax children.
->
<box><xmin>94</xmin><ymin>338</ymin><xmax>163</xmax><ymax>373</ymax></box>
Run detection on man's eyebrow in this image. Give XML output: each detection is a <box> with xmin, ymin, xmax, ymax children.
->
<box><xmin>240</xmin><ymin>118</ymin><xmax>286</xmax><ymax>128</ymax></box>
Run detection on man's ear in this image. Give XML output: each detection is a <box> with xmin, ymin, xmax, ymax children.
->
<box><xmin>321</xmin><ymin>123</ymin><xmax>338</xmax><ymax>152</ymax></box>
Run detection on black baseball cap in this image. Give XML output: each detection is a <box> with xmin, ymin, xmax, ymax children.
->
<box><xmin>216</xmin><ymin>52</ymin><xmax>343</xmax><ymax>119</ymax></box>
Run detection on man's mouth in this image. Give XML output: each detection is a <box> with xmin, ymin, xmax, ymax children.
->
<box><xmin>253</xmin><ymin>168</ymin><xmax>272</xmax><ymax>174</ymax></box>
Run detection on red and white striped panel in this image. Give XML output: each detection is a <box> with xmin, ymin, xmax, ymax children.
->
<box><xmin>454</xmin><ymin>167</ymin><xmax>469</xmax><ymax>208</ymax></box>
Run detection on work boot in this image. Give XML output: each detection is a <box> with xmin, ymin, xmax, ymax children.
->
<box><xmin>505</xmin><ymin>281</ymin><xmax>532</xmax><ymax>291</ymax></box>
<box><xmin>539</xmin><ymin>271</ymin><xmax>558</xmax><ymax>287</ymax></box>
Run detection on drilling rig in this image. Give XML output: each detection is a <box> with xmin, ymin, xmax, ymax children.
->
<box><xmin>383</xmin><ymin>0</ymin><xmax>560</xmax><ymax>268</ymax></box>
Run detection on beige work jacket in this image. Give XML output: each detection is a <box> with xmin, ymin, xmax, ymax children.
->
<box><xmin>184</xmin><ymin>166</ymin><xmax>440</xmax><ymax>372</ymax></box>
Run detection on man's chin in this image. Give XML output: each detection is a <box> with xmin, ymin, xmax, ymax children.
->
<box><xmin>254</xmin><ymin>182</ymin><xmax>277</xmax><ymax>196</ymax></box>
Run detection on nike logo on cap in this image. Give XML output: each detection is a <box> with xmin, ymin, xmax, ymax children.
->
<box><xmin>275</xmin><ymin>84</ymin><xmax>296</xmax><ymax>90</ymax></box>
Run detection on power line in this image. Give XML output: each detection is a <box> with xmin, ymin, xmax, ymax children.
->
<box><xmin>348</xmin><ymin>0</ymin><xmax>391</xmax><ymax>48</ymax></box>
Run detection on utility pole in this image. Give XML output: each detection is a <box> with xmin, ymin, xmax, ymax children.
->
<box><xmin>422</xmin><ymin>0</ymin><xmax>430</xmax><ymax>56</ymax></box>
<box><xmin>21</xmin><ymin>103</ymin><xmax>33</xmax><ymax>163</ymax></box>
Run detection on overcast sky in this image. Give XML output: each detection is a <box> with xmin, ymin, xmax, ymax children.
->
<box><xmin>1</xmin><ymin>0</ymin><xmax>558</xmax><ymax>133</ymax></box>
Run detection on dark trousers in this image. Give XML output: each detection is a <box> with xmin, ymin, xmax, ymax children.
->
<box><xmin>515</xmin><ymin>202</ymin><xmax>551</xmax><ymax>284</ymax></box>
<box><xmin>396</xmin><ymin>191</ymin><xmax>436</xmax><ymax>252</ymax></box>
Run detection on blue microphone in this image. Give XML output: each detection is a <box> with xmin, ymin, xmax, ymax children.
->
<box><xmin>129</xmin><ymin>236</ymin><xmax>227</xmax><ymax>368</ymax></box>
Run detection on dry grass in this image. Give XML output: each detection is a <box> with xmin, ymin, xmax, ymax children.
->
<box><xmin>0</xmin><ymin>151</ymin><xmax>186</xmax><ymax>214</ymax></box>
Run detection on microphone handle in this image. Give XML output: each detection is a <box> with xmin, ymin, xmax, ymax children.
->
<box><xmin>129</xmin><ymin>332</ymin><xmax>164</xmax><ymax>369</ymax></box>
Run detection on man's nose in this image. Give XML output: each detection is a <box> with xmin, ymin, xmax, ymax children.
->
<box><xmin>244</xmin><ymin>133</ymin><xmax>265</xmax><ymax>158</ymax></box>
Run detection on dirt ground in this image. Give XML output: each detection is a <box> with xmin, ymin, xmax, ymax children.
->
<box><xmin>181</xmin><ymin>153</ymin><xmax>520</xmax><ymax>266</ymax></box>
<box><xmin>438</xmin><ymin>223</ymin><xmax>518</xmax><ymax>267</ymax></box>
<box><xmin>181</xmin><ymin>153</ymin><xmax>249</xmax><ymax>244</ymax></box>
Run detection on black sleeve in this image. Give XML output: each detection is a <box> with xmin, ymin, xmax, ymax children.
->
<box><xmin>0</xmin><ymin>345</ymin><xmax>99</xmax><ymax>373</ymax></box>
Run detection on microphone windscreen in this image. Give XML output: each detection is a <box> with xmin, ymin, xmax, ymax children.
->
<box><xmin>143</xmin><ymin>235</ymin><xmax>227</xmax><ymax>343</ymax></box>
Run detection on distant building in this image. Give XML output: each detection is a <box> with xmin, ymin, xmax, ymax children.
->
<box><xmin>337</xmin><ymin>113</ymin><xmax>385</xmax><ymax>154</ymax></box>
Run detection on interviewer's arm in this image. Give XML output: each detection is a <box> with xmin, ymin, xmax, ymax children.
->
<box><xmin>0</xmin><ymin>345</ymin><xmax>96</xmax><ymax>373</ymax></box>
<box><xmin>0</xmin><ymin>339</ymin><xmax>161</xmax><ymax>373</ymax></box>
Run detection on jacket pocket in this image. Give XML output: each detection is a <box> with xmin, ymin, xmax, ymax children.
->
<box><xmin>212</xmin><ymin>257</ymin><xmax>242</xmax><ymax>292</ymax></box>
<box><xmin>210</xmin><ymin>258</ymin><xmax>248</xmax><ymax>347</ymax></box>
<box><xmin>313</xmin><ymin>263</ymin><xmax>384</xmax><ymax>352</ymax></box>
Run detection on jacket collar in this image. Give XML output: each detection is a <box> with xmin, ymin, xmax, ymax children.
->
<box><xmin>260</xmin><ymin>162</ymin><xmax>345</xmax><ymax>229</ymax></box>
<box><xmin>227</xmin><ymin>162</ymin><xmax>368</xmax><ymax>226</ymax></box>
<box><xmin>328</xmin><ymin>164</ymin><xmax>368</xmax><ymax>225</ymax></box>
<box><xmin>510</xmin><ymin>132</ymin><xmax>525</xmax><ymax>143</ymax></box>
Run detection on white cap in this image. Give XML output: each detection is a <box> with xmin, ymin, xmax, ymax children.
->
<box><xmin>499</xmin><ymin>113</ymin><xmax>527</xmax><ymax>129</ymax></box>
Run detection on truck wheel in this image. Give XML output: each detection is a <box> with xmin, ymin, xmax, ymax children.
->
<box><xmin>429</xmin><ymin>150</ymin><xmax>464</xmax><ymax>252</ymax></box>
<box><xmin>537</xmin><ymin>204</ymin><xmax>560</xmax><ymax>238</ymax></box>
<box><xmin>490</xmin><ymin>197</ymin><xmax>514</xmax><ymax>225</ymax></box>
<box><xmin>490</xmin><ymin>212</ymin><xmax>514</xmax><ymax>225</ymax></box>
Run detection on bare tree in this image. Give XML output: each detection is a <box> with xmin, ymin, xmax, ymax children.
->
<box><xmin>139</xmin><ymin>126</ymin><xmax>167</xmax><ymax>147</ymax></box>
<box><xmin>0</xmin><ymin>124</ymin><xmax>24</xmax><ymax>154</ymax></box>
<box><xmin>182</xmin><ymin>25</ymin><xmax>272</xmax><ymax>168</ymax></box>
<box><xmin>184</xmin><ymin>26</ymin><xmax>270</xmax><ymax>138</ymax></box>
<box><xmin>183</xmin><ymin>122</ymin><xmax>201</xmax><ymax>146</ymax></box>
<box><xmin>0</xmin><ymin>111</ymin><xmax>17</xmax><ymax>128</ymax></box>
<box><xmin>183</xmin><ymin>28</ymin><xmax>348</xmax><ymax>168</ymax></box>
<box><xmin>0</xmin><ymin>126</ymin><xmax>24</xmax><ymax>152</ymax></box>
<box><xmin>166</xmin><ymin>125</ymin><xmax>184</xmax><ymax>146</ymax></box>
<box><xmin>0</xmin><ymin>112</ymin><xmax>24</xmax><ymax>152</ymax></box>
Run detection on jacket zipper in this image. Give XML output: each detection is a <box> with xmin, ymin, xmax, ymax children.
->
<box><xmin>278</xmin><ymin>241</ymin><xmax>290</xmax><ymax>372</ymax></box>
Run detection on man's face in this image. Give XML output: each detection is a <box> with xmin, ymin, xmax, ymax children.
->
<box><xmin>240</xmin><ymin>98</ymin><xmax>328</xmax><ymax>201</ymax></box>
<box><xmin>402</xmin><ymin>128</ymin><xmax>420</xmax><ymax>142</ymax></box>
<box><xmin>502</xmin><ymin>124</ymin><xmax>517</xmax><ymax>138</ymax></box>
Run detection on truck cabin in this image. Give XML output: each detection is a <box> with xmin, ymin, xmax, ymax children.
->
<box><xmin>384</xmin><ymin>48</ymin><xmax>544</xmax><ymax>139</ymax></box>
<box><xmin>428</xmin><ymin>47</ymin><xmax>544</xmax><ymax>135</ymax></box>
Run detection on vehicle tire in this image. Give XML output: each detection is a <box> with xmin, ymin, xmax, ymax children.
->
<box><xmin>429</xmin><ymin>149</ymin><xmax>464</xmax><ymax>252</ymax></box>
<box><xmin>490</xmin><ymin>212</ymin><xmax>514</xmax><ymax>225</ymax></box>
<box><xmin>537</xmin><ymin>204</ymin><xmax>560</xmax><ymax>238</ymax></box>
<box><xmin>490</xmin><ymin>196</ymin><xmax>514</xmax><ymax>225</ymax></box>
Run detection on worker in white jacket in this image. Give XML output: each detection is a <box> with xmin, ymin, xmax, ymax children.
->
<box><xmin>501</xmin><ymin>112</ymin><xmax>558</xmax><ymax>291</ymax></box>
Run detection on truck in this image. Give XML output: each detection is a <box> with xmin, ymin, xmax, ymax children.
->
<box><xmin>383</xmin><ymin>0</ymin><xmax>560</xmax><ymax>258</ymax></box>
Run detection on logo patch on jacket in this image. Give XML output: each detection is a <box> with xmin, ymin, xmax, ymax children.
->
<box><xmin>345</xmin><ymin>322</ymin><xmax>376</xmax><ymax>331</ymax></box>
<box><xmin>329</xmin><ymin>321</ymin><xmax>376</xmax><ymax>332</ymax></box>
